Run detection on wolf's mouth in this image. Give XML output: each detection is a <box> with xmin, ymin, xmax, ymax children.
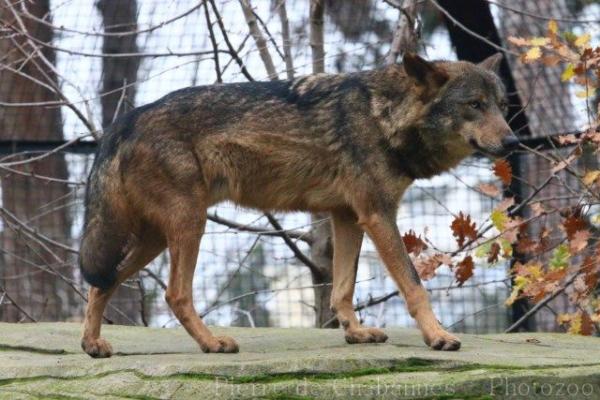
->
<box><xmin>469</xmin><ymin>139</ymin><xmax>504</xmax><ymax>157</ymax></box>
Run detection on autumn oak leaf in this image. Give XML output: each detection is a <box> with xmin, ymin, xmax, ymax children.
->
<box><xmin>478</xmin><ymin>183</ymin><xmax>501</xmax><ymax>198</ymax></box>
<box><xmin>563</xmin><ymin>209</ymin><xmax>587</xmax><ymax>240</ymax></box>
<box><xmin>455</xmin><ymin>256</ymin><xmax>474</xmax><ymax>286</ymax></box>
<box><xmin>451</xmin><ymin>212</ymin><xmax>478</xmax><ymax>247</ymax></box>
<box><xmin>402</xmin><ymin>230</ymin><xmax>428</xmax><ymax>256</ymax></box>
<box><xmin>493</xmin><ymin>159</ymin><xmax>512</xmax><ymax>185</ymax></box>
<box><xmin>524</xmin><ymin>46</ymin><xmax>542</xmax><ymax>62</ymax></box>
<box><xmin>569</xmin><ymin>230</ymin><xmax>590</xmax><ymax>254</ymax></box>
<box><xmin>581</xmin><ymin>311</ymin><xmax>595</xmax><ymax>336</ymax></box>
<box><xmin>487</xmin><ymin>242</ymin><xmax>501</xmax><ymax>263</ymax></box>
<box><xmin>414</xmin><ymin>253</ymin><xmax>451</xmax><ymax>281</ymax></box>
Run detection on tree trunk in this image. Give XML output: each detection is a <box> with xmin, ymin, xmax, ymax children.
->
<box><xmin>0</xmin><ymin>0</ymin><xmax>75</xmax><ymax>322</ymax></box>
<box><xmin>309</xmin><ymin>216</ymin><xmax>337</xmax><ymax>327</ymax></box>
<box><xmin>96</xmin><ymin>0</ymin><xmax>141</xmax><ymax>324</ymax></box>
<box><xmin>308</xmin><ymin>0</ymin><xmax>338</xmax><ymax>328</ymax></box>
<box><xmin>96</xmin><ymin>0</ymin><xmax>140</xmax><ymax>127</ymax></box>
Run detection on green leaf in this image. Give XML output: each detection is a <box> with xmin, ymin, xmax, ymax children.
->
<box><xmin>549</xmin><ymin>244</ymin><xmax>570</xmax><ymax>270</ymax></box>
<box><xmin>563</xmin><ymin>31</ymin><xmax>578</xmax><ymax>44</ymax></box>
<box><xmin>491</xmin><ymin>210</ymin><xmax>508</xmax><ymax>231</ymax></box>
<box><xmin>475</xmin><ymin>241</ymin><xmax>492</xmax><ymax>258</ymax></box>
<box><xmin>561</xmin><ymin>64</ymin><xmax>575</xmax><ymax>82</ymax></box>
<box><xmin>575</xmin><ymin>33</ymin><xmax>591</xmax><ymax>49</ymax></box>
<box><xmin>499</xmin><ymin>238</ymin><xmax>513</xmax><ymax>257</ymax></box>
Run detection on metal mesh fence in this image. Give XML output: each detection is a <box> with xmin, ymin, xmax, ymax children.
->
<box><xmin>1</xmin><ymin>0</ymin><xmax>597</xmax><ymax>334</ymax></box>
<box><xmin>2</xmin><ymin>149</ymin><xmax>512</xmax><ymax>333</ymax></box>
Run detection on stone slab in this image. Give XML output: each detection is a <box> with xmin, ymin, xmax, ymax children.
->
<box><xmin>0</xmin><ymin>323</ymin><xmax>599</xmax><ymax>399</ymax></box>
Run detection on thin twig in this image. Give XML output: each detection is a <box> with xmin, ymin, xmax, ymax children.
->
<box><xmin>0</xmin><ymin>284</ymin><xmax>36</xmax><ymax>322</ymax></box>
<box><xmin>265</xmin><ymin>213</ymin><xmax>322</xmax><ymax>278</ymax></box>
<box><xmin>203</xmin><ymin>0</ymin><xmax>222</xmax><ymax>83</ymax></box>
<box><xmin>208</xmin><ymin>0</ymin><xmax>255</xmax><ymax>81</ymax></box>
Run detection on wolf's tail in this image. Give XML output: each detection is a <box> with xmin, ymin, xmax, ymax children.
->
<box><xmin>79</xmin><ymin>167</ymin><xmax>130</xmax><ymax>291</ymax></box>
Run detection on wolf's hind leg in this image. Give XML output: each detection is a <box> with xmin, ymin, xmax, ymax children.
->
<box><xmin>164</xmin><ymin>205</ymin><xmax>239</xmax><ymax>353</ymax></box>
<box><xmin>358</xmin><ymin>212</ymin><xmax>461</xmax><ymax>351</ymax></box>
<box><xmin>330</xmin><ymin>210</ymin><xmax>388</xmax><ymax>344</ymax></box>
<box><xmin>81</xmin><ymin>235</ymin><xmax>165</xmax><ymax>358</ymax></box>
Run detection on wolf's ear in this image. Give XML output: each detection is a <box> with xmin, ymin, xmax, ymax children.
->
<box><xmin>479</xmin><ymin>53</ymin><xmax>503</xmax><ymax>75</ymax></box>
<box><xmin>402</xmin><ymin>53</ymin><xmax>448</xmax><ymax>88</ymax></box>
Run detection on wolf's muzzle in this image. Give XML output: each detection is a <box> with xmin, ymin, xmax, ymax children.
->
<box><xmin>501</xmin><ymin>132</ymin><xmax>519</xmax><ymax>151</ymax></box>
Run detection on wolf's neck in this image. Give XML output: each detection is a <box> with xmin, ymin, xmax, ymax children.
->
<box><xmin>369</xmin><ymin>71</ymin><xmax>472</xmax><ymax>179</ymax></box>
<box><xmin>383</xmin><ymin>125</ymin><xmax>470</xmax><ymax>180</ymax></box>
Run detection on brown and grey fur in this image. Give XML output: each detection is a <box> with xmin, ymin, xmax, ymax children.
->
<box><xmin>79</xmin><ymin>53</ymin><xmax>515</xmax><ymax>357</ymax></box>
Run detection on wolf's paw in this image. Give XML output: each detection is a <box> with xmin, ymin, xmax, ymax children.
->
<box><xmin>425</xmin><ymin>331</ymin><xmax>461</xmax><ymax>351</ymax></box>
<box><xmin>81</xmin><ymin>337</ymin><xmax>113</xmax><ymax>358</ymax></box>
<box><xmin>201</xmin><ymin>335</ymin><xmax>240</xmax><ymax>353</ymax></box>
<box><xmin>345</xmin><ymin>327</ymin><xmax>388</xmax><ymax>344</ymax></box>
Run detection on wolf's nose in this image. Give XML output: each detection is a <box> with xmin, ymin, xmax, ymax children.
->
<box><xmin>501</xmin><ymin>133</ymin><xmax>519</xmax><ymax>150</ymax></box>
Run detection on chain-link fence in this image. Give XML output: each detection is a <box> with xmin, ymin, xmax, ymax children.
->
<box><xmin>1</xmin><ymin>0</ymin><xmax>598</xmax><ymax>334</ymax></box>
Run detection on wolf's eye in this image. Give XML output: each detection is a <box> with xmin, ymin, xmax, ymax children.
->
<box><xmin>469</xmin><ymin>101</ymin><xmax>482</xmax><ymax>110</ymax></box>
<box><xmin>499</xmin><ymin>101</ymin><xmax>508</xmax><ymax>112</ymax></box>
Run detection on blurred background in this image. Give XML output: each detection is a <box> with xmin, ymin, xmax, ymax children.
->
<box><xmin>1</xmin><ymin>0</ymin><xmax>598</xmax><ymax>334</ymax></box>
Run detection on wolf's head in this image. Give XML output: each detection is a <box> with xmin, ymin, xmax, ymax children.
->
<box><xmin>403</xmin><ymin>53</ymin><xmax>518</xmax><ymax>157</ymax></box>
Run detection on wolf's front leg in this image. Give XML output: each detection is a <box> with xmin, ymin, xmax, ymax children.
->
<box><xmin>330</xmin><ymin>210</ymin><xmax>388</xmax><ymax>344</ymax></box>
<box><xmin>358</xmin><ymin>212</ymin><xmax>461</xmax><ymax>351</ymax></box>
<box><xmin>165</xmin><ymin>211</ymin><xmax>239</xmax><ymax>353</ymax></box>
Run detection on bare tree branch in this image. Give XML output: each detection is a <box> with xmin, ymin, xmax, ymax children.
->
<box><xmin>265</xmin><ymin>213</ymin><xmax>322</xmax><ymax>278</ymax></box>
<box><xmin>207</xmin><ymin>212</ymin><xmax>312</xmax><ymax>244</ymax></box>
<box><xmin>0</xmin><ymin>284</ymin><xmax>36</xmax><ymax>322</ymax></box>
<box><xmin>208</xmin><ymin>0</ymin><xmax>255</xmax><ymax>81</ymax></box>
<box><xmin>239</xmin><ymin>0</ymin><xmax>278</xmax><ymax>80</ymax></box>
<box><xmin>203</xmin><ymin>0</ymin><xmax>222</xmax><ymax>83</ymax></box>
<box><xmin>386</xmin><ymin>0</ymin><xmax>419</xmax><ymax>64</ymax></box>
<box><xmin>309</xmin><ymin>0</ymin><xmax>325</xmax><ymax>74</ymax></box>
<box><xmin>276</xmin><ymin>0</ymin><xmax>294</xmax><ymax>80</ymax></box>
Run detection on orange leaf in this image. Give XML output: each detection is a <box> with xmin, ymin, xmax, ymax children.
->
<box><xmin>516</xmin><ymin>236</ymin><xmax>539</xmax><ymax>255</ymax></box>
<box><xmin>496</xmin><ymin>197</ymin><xmax>515</xmax><ymax>212</ymax></box>
<box><xmin>543</xmin><ymin>268</ymin><xmax>567</xmax><ymax>284</ymax></box>
<box><xmin>414</xmin><ymin>253</ymin><xmax>450</xmax><ymax>281</ymax></box>
<box><xmin>501</xmin><ymin>216</ymin><xmax>523</xmax><ymax>244</ymax></box>
<box><xmin>493</xmin><ymin>159</ymin><xmax>512</xmax><ymax>185</ymax></box>
<box><xmin>563</xmin><ymin>208</ymin><xmax>587</xmax><ymax>240</ymax></box>
<box><xmin>569</xmin><ymin>230</ymin><xmax>590</xmax><ymax>254</ymax></box>
<box><xmin>478</xmin><ymin>183</ymin><xmax>501</xmax><ymax>197</ymax></box>
<box><xmin>530</xmin><ymin>202</ymin><xmax>546</xmax><ymax>217</ymax></box>
<box><xmin>450</xmin><ymin>212</ymin><xmax>478</xmax><ymax>247</ymax></box>
<box><xmin>525</xmin><ymin>281</ymin><xmax>549</xmax><ymax>303</ymax></box>
<box><xmin>541</xmin><ymin>55</ymin><xmax>561</xmax><ymax>66</ymax></box>
<box><xmin>455</xmin><ymin>256</ymin><xmax>474</xmax><ymax>286</ymax></box>
<box><xmin>487</xmin><ymin>242</ymin><xmax>501</xmax><ymax>263</ymax></box>
<box><xmin>581</xmin><ymin>311</ymin><xmax>594</xmax><ymax>336</ymax></box>
<box><xmin>581</xmin><ymin>255</ymin><xmax>599</xmax><ymax>294</ymax></box>
<box><xmin>402</xmin><ymin>230</ymin><xmax>428</xmax><ymax>256</ymax></box>
<box><xmin>556</xmin><ymin>134</ymin><xmax>579</xmax><ymax>145</ymax></box>
<box><xmin>508</xmin><ymin>36</ymin><xmax>530</xmax><ymax>47</ymax></box>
